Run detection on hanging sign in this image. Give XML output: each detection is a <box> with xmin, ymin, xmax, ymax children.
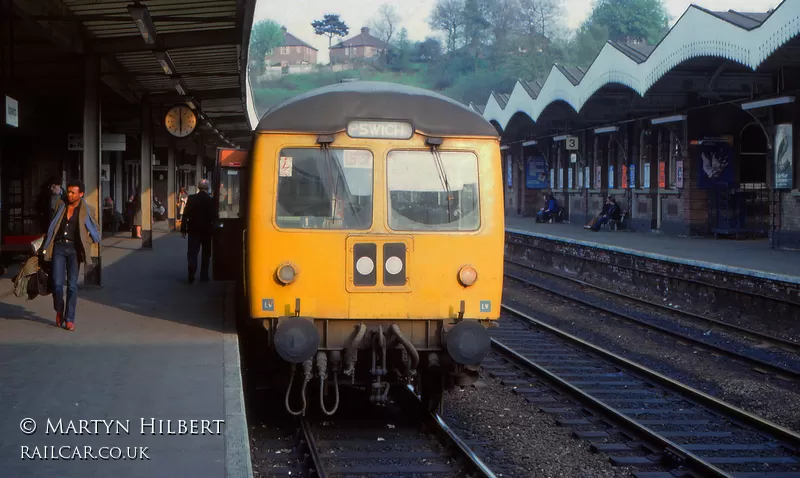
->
<box><xmin>568</xmin><ymin>168</ymin><xmax>573</xmax><ymax>189</ymax></box>
<box><xmin>658</xmin><ymin>162</ymin><xmax>666</xmax><ymax>188</ymax></box>
<box><xmin>643</xmin><ymin>163</ymin><xmax>651</xmax><ymax>188</ymax></box>
<box><xmin>676</xmin><ymin>160</ymin><xmax>684</xmax><ymax>188</ymax></box>
<box><xmin>68</xmin><ymin>133</ymin><xmax>126</xmax><ymax>151</ymax></box>
<box><xmin>608</xmin><ymin>165</ymin><xmax>614</xmax><ymax>189</ymax></box>
<box><xmin>5</xmin><ymin>96</ymin><xmax>18</xmax><ymax>127</ymax></box>
<box><xmin>622</xmin><ymin>165</ymin><xmax>628</xmax><ymax>189</ymax></box>
<box><xmin>629</xmin><ymin>164</ymin><xmax>636</xmax><ymax>189</ymax></box>
<box><xmin>584</xmin><ymin>166</ymin><xmax>590</xmax><ymax>188</ymax></box>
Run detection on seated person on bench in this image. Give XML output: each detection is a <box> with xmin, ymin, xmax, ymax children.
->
<box><xmin>585</xmin><ymin>196</ymin><xmax>620</xmax><ymax>231</ymax></box>
<box><xmin>536</xmin><ymin>193</ymin><xmax>559</xmax><ymax>223</ymax></box>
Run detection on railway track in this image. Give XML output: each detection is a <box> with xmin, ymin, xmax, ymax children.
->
<box><xmin>251</xmin><ymin>386</ymin><xmax>498</xmax><ymax>478</ymax></box>
<box><xmin>488</xmin><ymin>304</ymin><xmax>800</xmax><ymax>477</ymax></box>
<box><xmin>503</xmin><ymin>259</ymin><xmax>800</xmax><ymax>381</ymax></box>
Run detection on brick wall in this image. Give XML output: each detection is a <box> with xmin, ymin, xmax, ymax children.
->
<box><xmin>775</xmin><ymin>191</ymin><xmax>800</xmax><ymax>250</ymax></box>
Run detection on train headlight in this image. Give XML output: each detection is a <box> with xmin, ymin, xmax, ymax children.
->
<box><xmin>276</xmin><ymin>262</ymin><xmax>298</xmax><ymax>285</ymax></box>
<box><xmin>458</xmin><ymin>265</ymin><xmax>478</xmax><ymax>287</ymax></box>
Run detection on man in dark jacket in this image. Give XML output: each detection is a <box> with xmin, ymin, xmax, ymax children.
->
<box><xmin>41</xmin><ymin>179</ymin><xmax>102</xmax><ymax>331</ymax></box>
<box><xmin>181</xmin><ymin>179</ymin><xmax>217</xmax><ymax>283</ymax></box>
<box><xmin>589</xmin><ymin>197</ymin><xmax>621</xmax><ymax>231</ymax></box>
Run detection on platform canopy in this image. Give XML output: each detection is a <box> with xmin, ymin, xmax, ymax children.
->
<box><xmin>479</xmin><ymin>1</ymin><xmax>800</xmax><ymax>139</ymax></box>
<box><xmin>8</xmin><ymin>0</ymin><xmax>258</xmax><ymax>149</ymax></box>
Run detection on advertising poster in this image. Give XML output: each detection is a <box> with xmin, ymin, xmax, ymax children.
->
<box><xmin>558</xmin><ymin>168</ymin><xmax>564</xmax><ymax>189</ymax></box>
<box><xmin>629</xmin><ymin>164</ymin><xmax>636</xmax><ymax>188</ymax></box>
<box><xmin>578</xmin><ymin>169</ymin><xmax>584</xmax><ymax>190</ymax></box>
<box><xmin>695</xmin><ymin>138</ymin><xmax>735</xmax><ymax>188</ymax></box>
<box><xmin>775</xmin><ymin>124</ymin><xmax>793</xmax><ymax>189</ymax></box>
<box><xmin>622</xmin><ymin>165</ymin><xmax>628</xmax><ymax>189</ymax></box>
<box><xmin>643</xmin><ymin>163</ymin><xmax>650</xmax><ymax>188</ymax></box>
<box><xmin>525</xmin><ymin>154</ymin><xmax>549</xmax><ymax>189</ymax></box>
<box><xmin>585</xmin><ymin>167</ymin><xmax>590</xmax><ymax>188</ymax></box>
<box><xmin>676</xmin><ymin>160</ymin><xmax>684</xmax><ymax>188</ymax></box>
<box><xmin>658</xmin><ymin>162</ymin><xmax>666</xmax><ymax>188</ymax></box>
<box><xmin>595</xmin><ymin>166</ymin><xmax>601</xmax><ymax>189</ymax></box>
<box><xmin>608</xmin><ymin>166</ymin><xmax>614</xmax><ymax>189</ymax></box>
<box><xmin>568</xmin><ymin>168</ymin><xmax>573</xmax><ymax>189</ymax></box>
<box><xmin>507</xmin><ymin>156</ymin><xmax>513</xmax><ymax>187</ymax></box>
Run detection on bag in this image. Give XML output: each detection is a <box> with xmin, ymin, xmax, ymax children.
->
<box><xmin>27</xmin><ymin>269</ymin><xmax>51</xmax><ymax>299</ymax></box>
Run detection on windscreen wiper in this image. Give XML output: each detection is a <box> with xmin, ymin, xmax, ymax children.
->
<box><xmin>429</xmin><ymin>144</ymin><xmax>453</xmax><ymax>223</ymax></box>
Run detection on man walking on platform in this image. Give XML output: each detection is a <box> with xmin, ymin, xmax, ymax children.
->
<box><xmin>181</xmin><ymin>179</ymin><xmax>216</xmax><ymax>283</ymax></box>
<box><xmin>41</xmin><ymin>179</ymin><xmax>102</xmax><ymax>331</ymax></box>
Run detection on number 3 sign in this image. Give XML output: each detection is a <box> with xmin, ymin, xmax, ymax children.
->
<box><xmin>566</xmin><ymin>136</ymin><xmax>579</xmax><ymax>151</ymax></box>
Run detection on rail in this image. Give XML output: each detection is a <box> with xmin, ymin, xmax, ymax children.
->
<box><xmin>490</xmin><ymin>304</ymin><xmax>800</xmax><ymax>477</ymax></box>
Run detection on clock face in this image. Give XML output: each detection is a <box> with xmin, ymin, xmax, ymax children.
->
<box><xmin>165</xmin><ymin>105</ymin><xmax>197</xmax><ymax>138</ymax></box>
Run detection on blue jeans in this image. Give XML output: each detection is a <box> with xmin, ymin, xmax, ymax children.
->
<box><xmin>52</xmin><ymin>242</ymin><xmax>80</xmax><ymax>322</ymax></box>
<box><xmin>591</xmin><ymin>215</ymin><xmax>610</xmax><ymax>231</ymax></box>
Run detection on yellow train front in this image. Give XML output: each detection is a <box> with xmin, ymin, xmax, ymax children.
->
<box><xmin>243</xmin><ymin>81</ymin><xmax>504</xmax><ymax>415</ymax></box>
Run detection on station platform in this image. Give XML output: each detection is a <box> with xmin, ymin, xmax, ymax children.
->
<box><xmin>505</xmin><ymin>216</ymin><xmax>800</xmax><ymax>285</ymax></box>
<box><xmin>0</xmin><ymin>223</ymin><xmax>252</xmax><ymax>478</ymax></box>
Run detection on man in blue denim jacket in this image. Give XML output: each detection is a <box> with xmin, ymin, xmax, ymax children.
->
<box><xmin>40</xmin><ymin>179</ymin><xmax>102</xmax><ymax>331</ymax></box>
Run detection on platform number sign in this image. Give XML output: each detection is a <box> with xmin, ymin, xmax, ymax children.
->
<box><xmin>565</xmin><ymin>136</ymin><xmax>579</xmax><ymax>151</ymax></box>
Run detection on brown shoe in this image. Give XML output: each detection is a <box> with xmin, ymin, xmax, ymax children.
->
<box><xmin>65</xmin><ymin>322</ymin><xmax>75</xmax><ymax>331</ymax></box>
<box><xmin>56</xmin><ymin>312</ymin><xmax>64</xmax><ymax>328</ymax></box>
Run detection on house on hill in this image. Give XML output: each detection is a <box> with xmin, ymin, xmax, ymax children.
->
<box><xmin>264</xmin><ymin>26</ymin><xmax>318</xmax><ymax>66</ymax></box>
<box><xmin>329</xmin><ymin>27</ymin><xmax>390</xmax><ymax>64</ymax></box>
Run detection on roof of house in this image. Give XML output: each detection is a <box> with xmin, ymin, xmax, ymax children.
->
<box><xmin>280</xmin><ymin>27</ymin><xmax>318</xmax><ymax>51</ymax></box>
<box><xmin>330</xmin><ymin>27</ymin><xmax>391</xmax><ymax>50</ymax></box>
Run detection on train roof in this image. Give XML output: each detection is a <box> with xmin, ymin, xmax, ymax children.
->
<box><xmin>255</xmin><ymin>81</ymin><xmax>499</xmax><ymax>138</ymax></box>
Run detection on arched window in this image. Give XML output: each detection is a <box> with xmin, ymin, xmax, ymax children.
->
<box><xmin>740</xmin><ymin>123</ymin><xmax>767</xmax><ymax>185</ymax></box>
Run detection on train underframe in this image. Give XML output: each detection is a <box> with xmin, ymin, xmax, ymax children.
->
<box><xmin>261</xmin><ymin>315</ymin><xmax>492</xmax><ymax>416</ymax></box>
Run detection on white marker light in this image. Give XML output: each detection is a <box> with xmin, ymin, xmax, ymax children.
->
<box><xmin>347</xmin><ymin>120</ymin><xmax>413</xmax><ymax>139</ymax></box>
<box><xmin>385</xmin><ymin>256</ymin><xmax>403</xmax><ymax>275</ymax></box>
<box><xmin>356</xmin><ymin>257</ymin><xmax>375</xmax><ymax>275</ymax></box>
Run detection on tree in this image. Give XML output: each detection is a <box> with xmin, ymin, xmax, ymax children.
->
<box><xmin>461</xmin><ymin>0</ymin><xmax>490</xmax><ymax>71</ymax></box>
<box><xmin>371</xmin><ymin>3</ymin><xmax>401</xmax><ymax>45</ymax></box>
<box><xmin>248</xmin><ymin>19</ymin><xmax>285</xmax><ymax>77</ymax></box>
<box><xmin>428</xmin><ymin>0</ymin><xmax>464</xmax><ymax>53</ymax></box>
<box><xmin>312</xmin><ymin>14</ymin><xmax>350</xmax><ymax>49</ymax></box>
<box><xmin>583</xmin><ymin>0</ymin><xmax>669</xmax><ymax>44</ymax></box>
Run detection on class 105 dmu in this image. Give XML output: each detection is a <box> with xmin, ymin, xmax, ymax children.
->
<box><xmin>216</xmin><ymin>81</ymin><xmax>504</xmax><ymax>415</ymax></box>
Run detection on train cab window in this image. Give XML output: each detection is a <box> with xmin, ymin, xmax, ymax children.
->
<box><xmin>275</xmin><ymin>148</ymin><xmax>373</xmax><ymax>229</ymax></box>
<box><xmin>386</xmin><ymin>150</ymin><xmax>480</xmax><ymax>231</ymax></box>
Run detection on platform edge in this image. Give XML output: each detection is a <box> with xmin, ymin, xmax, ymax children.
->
<box><xmin>506</xmin><ymin>227</ymin><xmax>800</xmax><ymax>286</ymax></box>
<box><xmin>222</xmin><ymin>281</ymin><xmax>254</xmax><ymax>478</ymax></box>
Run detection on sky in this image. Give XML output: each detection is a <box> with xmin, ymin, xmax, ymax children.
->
<box><xmin>252</xmin><ymin>0</ymin><xmax>782</xmax><ymax>64</ymax></box>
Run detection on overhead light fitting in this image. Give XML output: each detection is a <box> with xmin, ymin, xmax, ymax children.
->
<box><xmin>499</xmin><ymin>145</ymin><xmax>509</xmax><ymax>150</ymax></box>
<box><xmin>205</xmin><ymin>121</ymin><xmax>212</xmax><ymax>128</ymax></box>
<box><xmin>594</xmin><ymin>126</ymin><xmax>619</xmax><ymax>134</ymax></box>
<box><xmin>741</xmin><ymin>96</ymin><xmax>795</xmax><ymax>110</ymax></box>
<box><xmin>651</xmin><ymin>114</ymin><xmax>687</xmax><ymax>125</ymax></box>
<box><xmin>128</xmin><ymin>5</ymin><xmax>157</xmax><ymax>45</ymax></box>
<box><xmin>185</xmin><ymin>98</ymin><xmax>197</xmax><ymax>110</ymax></box>
<box><xmin>553</xmin><ymin>135</ymin><xmax>567</xmax><ymax>141</ymax></box>
<box><xmin>172</xmin><ymin>77</ymin><xmax>188</xmax><ymax>96</ymax></box>
<box><xmin>153</xmin><ymin>51</ymin><xmax>175</xmax><ymax>75</ymax></box>
<box><xmin>522</xmin><ymin>140</ymin><xmax>537</xmax><ymax>146</ymax></box>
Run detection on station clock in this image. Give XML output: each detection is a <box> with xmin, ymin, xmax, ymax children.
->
<box><xmin>164</xmin><ymin>104</ymin><xmax>197</xmax><ymax>138</ymax></box>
